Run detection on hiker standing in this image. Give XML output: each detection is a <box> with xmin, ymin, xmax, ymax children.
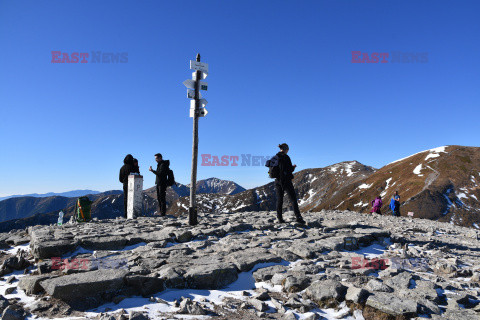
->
<box><xmin>119</xmin><ymin>154</ymin><xmax>136</xmax><ymax>218</ymax></box>
<box><xmin>149</xmin><ymin>153</ymin><xmax>170</xmax><ymax>216</ymax></box>
<box><xmin>390</xmin><ymin>191</ymin><xmax>401</xmax><ymax>216</ymax></box>
<box><xmin>274</xmin><ymin>143</ymin><xmax>305</xmax><ymax>224</ymax></box>
<box><xmin>370</xmin><ymin>196</ymin><xmax>383</xmax><ymax>214</ymax></box>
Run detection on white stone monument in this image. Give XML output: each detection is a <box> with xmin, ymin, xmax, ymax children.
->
<box><xmin>127</xmin><ymin>174</ymin><xmax>143</xmax><ymax>219</ymax></box>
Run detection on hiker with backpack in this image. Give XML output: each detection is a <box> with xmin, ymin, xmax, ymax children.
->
<box><xmin>119</xmin><ymin>154</ymin><xmax>136</xmax><ymax>218</ymax></box>
<box><xmin>265</xmin><ymin>143</ymin><xmax>305</xmax><ymax>224</ymax></box>
<box><xmin>370</xmin><ymin>196</ymin><xmax>383</xmax><ymax>214</ymax></box>
<box><xmin>149</xmin><ymin>153</ymin><xmax>175</xmax><ymax>216</ymax></box>
<box><xmin>390</xmin><ymin>191</ymin><xmax>401</xmax><ymax>217</ymax></box>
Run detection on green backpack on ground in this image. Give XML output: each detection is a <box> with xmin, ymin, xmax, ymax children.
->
<box><xmin>75</xmin><ymin>196</ymin><xmax>92</xmax><ymax>222</ymax></box>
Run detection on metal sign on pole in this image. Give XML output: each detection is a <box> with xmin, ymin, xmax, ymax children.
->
<box><xmin>184</xmin><ymin>53</ymin><xmax>209</xmax><ymax>226</ymax></box>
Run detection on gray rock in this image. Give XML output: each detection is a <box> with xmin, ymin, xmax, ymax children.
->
<box><xmin>345</xmin><ymin>286</ymin><xmax>370</xmax><ymax>303</ymax></box>
<box><xmin>0</xmin><ymin>295</ymin><xmax>9</xmax><ymax>312</ymax></box>
<box><xmin>305</xmin><ymin>280</ymin><xmax>347</xmax><ymax>304</ymax></box>
<box><xmin>365</xmin><ymin>279</ymin><xmax>394</xmax><ymax>293</ymax></box>
<box><xmin>18</xmin><ymin>275</ymin><xmax>57</xmax><ymax>295</ymax></box>
<box><xmin>178</xmin><ymin>298</ymin><xmax>207</xmax><ymax>315</ymax></box>
<box><xmin>31</xmin><ymin>239</ymin><xmax>77</xmax><ymax>259</ymax></box>
<box><xmin>249</xmin><ymin>298</ymin><xmax>268</xmax><ymax>312</ymax></box>
<box><xmin>40</xmin><ymin>269</ymin><xmax>128</xmax><ymax>302</ymax></box>
<box><xmin>253</xmin><ymin>265</ymin><xmax>289</xmax><ymax>282</ymax></box>
<box><xmin>79</xmin><ymin>235</ymin><xmax>128</xmax><ymax>250</ymax></box>
<box><xmin>384</xmin><ymin>271</ymin><xmax>413</xmax><ymax>290</ymax></box>
<box><xmin>128</xmin><ymin>310</ymin><xmax>150</xmax><ymax>320</ymax></box>
<box><xmin>5</xmin><ymin>287</ymin><xmax>15</xmax><ymax>295</ymax></box>
<box><xmin>366</xmin><ymin>293</ymin><xmax>417</xmax><ymax>317</ymax></box>
<box><xmin>2</xmin><ymin>306</ymin><xmax>25</xmax><ymax>320</ymax></box>
<box><xmin>283</xmin><ymin>276</ymin><xmax>311</xmax><ymax>293</ymax></box>
<box><xmin>125</xmin><ymin>275</ymin><xmax>164</xmax><ymax>296</ymax></box>
<box><xmin>175</xmin><ymin>231</ymin><xmax>193</xmax><ymax>243</ymax></box>
<box><xmin>185</xmin><ymin>263</ymin><xmax>238</xmax><ymax>289</ymax></box>
<box><xmin>227</xmin><ymin>248</ymin><xmax>282</xmax><ymax>272</ymax></box>
<box><xmin>432</xmin><ymin>308</ymin><xmax>479</xmax><ymax>320</ymax></box>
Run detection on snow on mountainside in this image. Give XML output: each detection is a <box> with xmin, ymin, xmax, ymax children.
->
<box><xmin>317</xmin><ymin>145</ymin><xmax>480</xmax><ymax>228</ymax></box>
<box><xmin>167</xmin><ymin>161</ymin><xmax>376</xmax><ymax>215</ymax></box>
<box><xmin>189</xmin><ymin>177</ymin><xmax>246</xmax><ymax>195</ymax></box>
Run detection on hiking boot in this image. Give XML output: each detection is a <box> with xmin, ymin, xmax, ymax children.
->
<box><xmin>277</xmin><ymin>215</ymin><xmax>285</xmax><ymax>223</ymax></box>
<box><xmin>296</xmin><ymin>217</ymin><xmax>306</xmax><ymax>224</ymax></box>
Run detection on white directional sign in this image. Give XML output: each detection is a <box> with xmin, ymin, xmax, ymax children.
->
<box><xmin>183</xmin><ymin>79</ymin><xmax>207</xmax><ymax>91</ymax></box>
<box><xmin>187</xmin><ymin>89</ymin><xmax>202</xmax><ymax>99</ymax></box>
<box><xmin>199</xmin><ymin>98</ymin><xmax>208</xmax><ymax>107</ymax></box>
<box><xmin>192</xmin><ymin>71</ymin><xmax>207</xmax><ymax>80</ymax></box>
<box><xmin>183</xmin><ymin>79</ymin><xmax>195</xmax><ymax>90</ymax></box>
<box><xmin>189</xmin><ymin>107</ymin><xmax>208</xmax><ymax>118</ymax></box>
<box><xmin>190</xmin><ymin>60</ymin><xmax>209</xmax><ymax>73</ymax></box>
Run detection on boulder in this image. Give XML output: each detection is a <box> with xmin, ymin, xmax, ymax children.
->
<box><xmin>125</xmin><ymin>275</ymin><xmax>164</xmax><ymax>296</ymax></box>
<box><xmin>366</xmin><ymin>293</ymin><xmax>417</xmax><ymax>317</ymax></box>
<box><xmin>305</xmin><ymin>280</ymin><xmax>347</xmax><ymax>305</ymax></box>
<box><xmin>31</xmin><ymin>239</ymin><xmax>77</xmax><ymax>259</ymax></box>
<box><xmin>282</xmin><ymin>275</ymin><xmax>310</xmax><ymax>293</ymax></box>
<box><xmin>40</xmin><ymin>269</ymin><xmax>128</xmax><ymax>302</ymax></box>
<box><xmin>253</xmin><ymin>265</ymin><xmax>288</xmax><ymax>282</ymax></box>
<box><xmin>249</xmin><ymin>298</ymin><xmax>268</xmax><ymax>312</ymax></box>
<box><xmin>18</xmin><ymin>275</ymin><xmax>57</xmax><ymax>295</ymax></box>
<box><xmin>345</xmin><ymin>286</ymin><xmax>370</xmax><ymax>303</ymax></box>
<box><xmin>78</xmin><ymin>235</ymin><xmax>128</xmax><ymax>250</ymax></box>
<box><xmin>185</xmin><ymin>263</ymin><xmax>238</xmax><ymax>289</ymax></box>
<box><xmin>1</xmin><ymin>306</ymin><xmax>25</xmax><ymax>320</ymax></box>
<box><xmin>365</xmin><ymin>279</ymin><xmax>394</xmax><ymax>293</ymax></box>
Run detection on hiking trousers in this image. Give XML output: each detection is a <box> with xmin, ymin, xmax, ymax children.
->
<box><xmin>275</xmin><ymin>179</ymin><xmax>302</xmax><ymax>220</ymax></box>
<box><xmin>156</xmin><ymin>184</ymin><xmax>167</xmax><ymax>216</ymax></box>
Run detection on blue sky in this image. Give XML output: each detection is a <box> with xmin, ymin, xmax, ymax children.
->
<box><xmin>1</xmin><ymin>0</ymin><xmax>479</xmax><ymax>196</ymax></box>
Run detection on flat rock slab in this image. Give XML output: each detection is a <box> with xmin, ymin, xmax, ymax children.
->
<box><xmin>366</xmin><ymin>292</ymin><xmax>417</xmax><ymax>317</ymax></box>
<box><xmin>40</xmin><ymin>269</ymin><xmax>128</xmax><ymax>302</ymax></box>
<box><xmin>185</xmin><ymin>263</ymin><xmax>238</xmax><ymax>289</ymax></box>
<box><xmin>227</xmin><ymin>248</ymin><xmax>282</xmax><ymax>272</ymax></box>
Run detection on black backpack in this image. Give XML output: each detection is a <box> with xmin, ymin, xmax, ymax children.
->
<box><xmin>167</xmin><ymin>169</ymin><xmax>176</xmax><ymax>187</ymax></box>
<box><xmin>265</xmin><ymin>155</ymin><xmax>280</xmax><ymax>179</ymax></box>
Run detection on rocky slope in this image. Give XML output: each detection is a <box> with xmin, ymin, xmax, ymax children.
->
<box><xmin>190</xmin><ymin>177</ymin><xmax>246</xmax><ymax>195</ymax></box>
<box><xmin>168</xmin><ymin>161</ymin><xmax>376</xmax><ymax>215</ymax></box>
<box><xmin>1</xmin><ymin>210</ymin><xmax>480</xmax><ymax>319</ymax></box>
<box><xmin>317</xmin><ymin>146</ymin><xmax>480</xmax><ymax>228</ymax></box>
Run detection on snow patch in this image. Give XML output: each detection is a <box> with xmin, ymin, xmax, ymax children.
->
<box><xmin>413</xmin><ymin>164</ymin><xmax>423</xmax><ymax>175</ymax></box>
<box><xmin>358</xmin><ymin>183</ymin><xmax>372</xmax><ymax>190</ymax></box>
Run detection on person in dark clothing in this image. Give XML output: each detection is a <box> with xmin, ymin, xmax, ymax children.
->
<box><xmin>119</xmin><ymin>154</ymin><xmax>135</xmax><ymax>218</ymax></box>
<box><xmin>149</xmin><ymin>153</ymin><xmax>170</xmax><ymax>216</ymax></box>
<box><xmin>133</xmin><ymin>158</ymin><xmax>140</xmax><ymax>174</ymax></box>
<box><xmin>275</xmin><ymin>143</ymin><xmax>305</xmax><ymax>224</ymax></box>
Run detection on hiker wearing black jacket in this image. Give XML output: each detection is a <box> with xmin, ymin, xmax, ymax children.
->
<box><xmin>119</xmin><ymin>154</ymin><xmax>136</xmax><ymax>218</ymax></box>
<box><xmin>275</xmin><ymin>143</ymin><xmax>305</xmax><ymax>224</ymax></box>
<box><xmin>149</xmin><ymin>153</ymin><xmax>170</xmax><ymax>216</ymax></box>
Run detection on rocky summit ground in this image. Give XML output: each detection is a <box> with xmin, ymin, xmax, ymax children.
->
<box><xmin>1</xmin><ymin>210</ymin><xmax>480</xmax><ymax>320</ymax></box>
